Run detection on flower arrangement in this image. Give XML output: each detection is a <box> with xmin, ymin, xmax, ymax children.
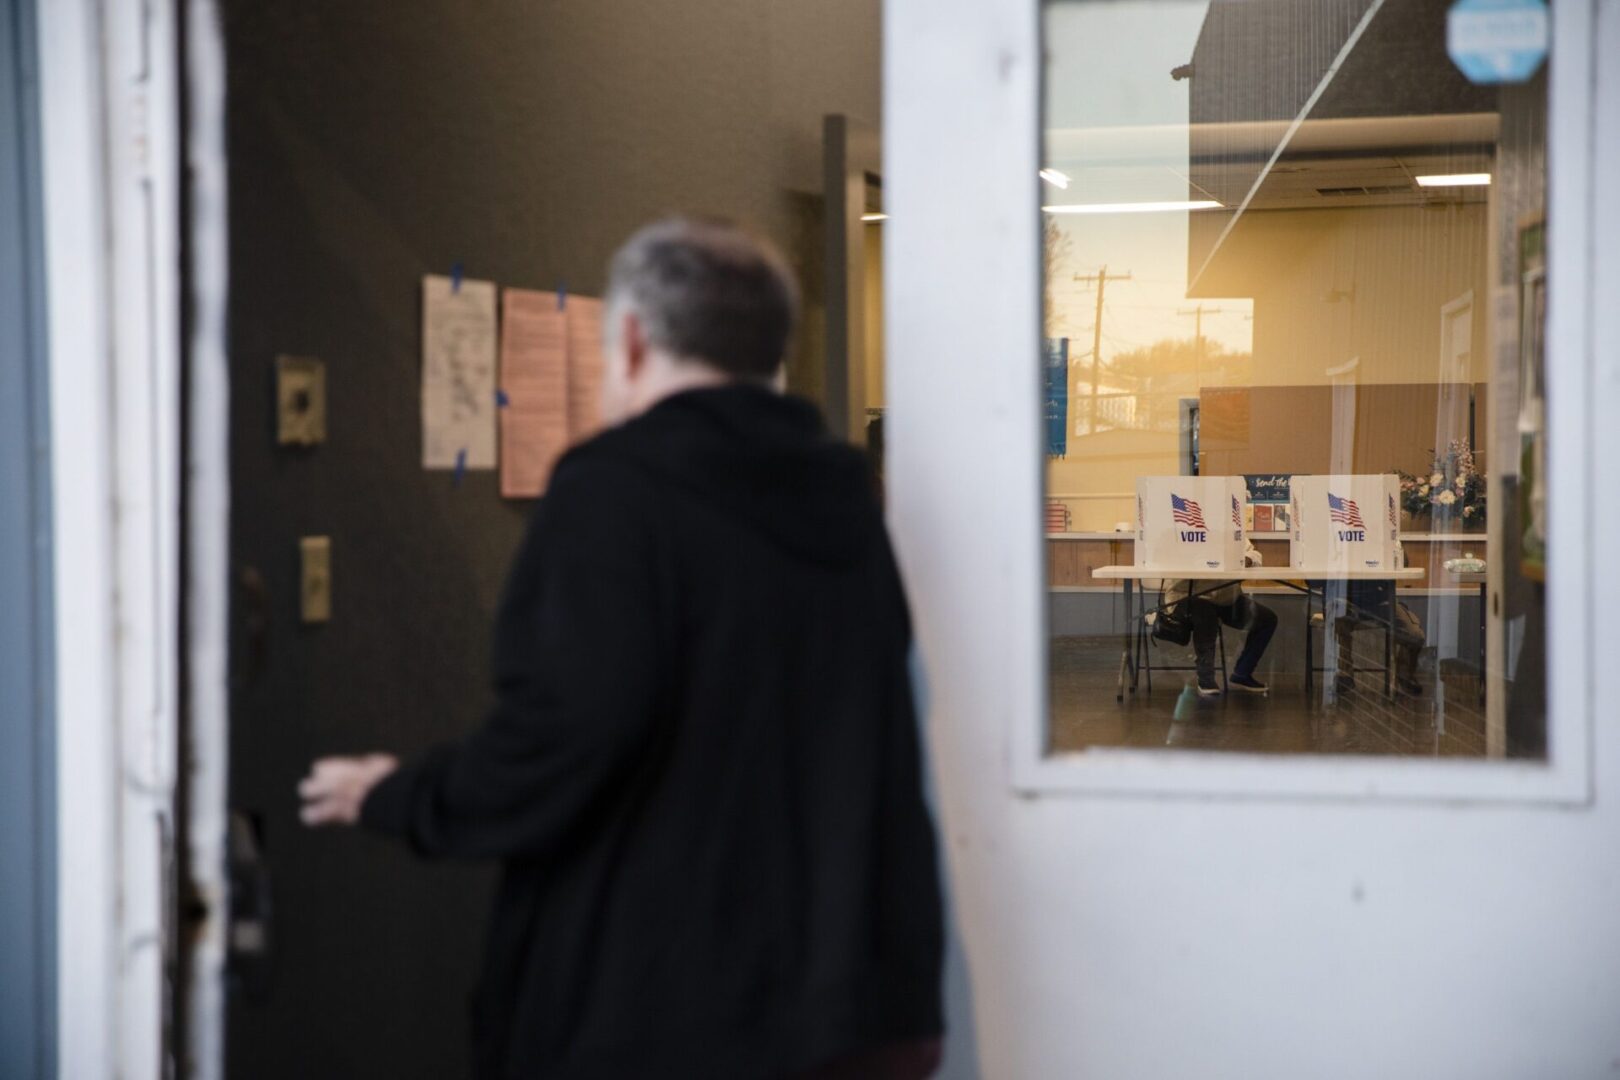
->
<box><xmin>1397</xmin><ymin>440</ymin><xmax>1487</xmax><ymax>528</ymax></box>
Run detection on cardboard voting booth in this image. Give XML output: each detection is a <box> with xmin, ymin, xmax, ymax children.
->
<box><xmin>1135</xmin><ymin>476</ymin><xmax>1247</xmax><ymax>570</ymax></box>
<box><xmin>1290</xmin><ymin>474</ymin><xmax>1401</xmax><ymax>570</ymax></box>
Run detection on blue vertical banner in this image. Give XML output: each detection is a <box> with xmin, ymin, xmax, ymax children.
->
<box><xmin>1043</xmin><ymin>337</ymin><xmax>1069</xmax><ymax>458</ymax></box>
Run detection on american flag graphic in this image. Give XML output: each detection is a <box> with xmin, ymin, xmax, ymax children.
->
<box><xmin>1171</xmin><ymin>494</ymin><xmax>1207</xmax><ymax>529</ymax></box>
<box><xmin>1231</xmin><ymin>494</ymin><xmax>1243</xmax><ymax>530</ymax></box>
<box><xmin>1328</xmin><ymin>492</ymin><xmax>1365</xmax><ymax>528</ymax></box>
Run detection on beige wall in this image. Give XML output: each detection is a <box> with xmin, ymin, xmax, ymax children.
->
<box><xmin>1240</xmin><ymin>203</ymin><xmax>1489</xmax><ymax>387</ymax></box>
<box><xmin>1050</xmin><ymin>201</ymin><xmax>1490</xmax><ymax>530</ymax></box>
<box><xmin>864</xmin><ymin>220</ymin><xmax>885</xmax><ymax>409</ymax></box>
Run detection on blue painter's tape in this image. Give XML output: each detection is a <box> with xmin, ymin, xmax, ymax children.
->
<box><xmin>451</xmin><ymin>261</ymin><xmax>464</xmax><ymax>293</ymax></box>
<box><xmin>496</xmin><ymin>389</ymin><xmax>510</xmax><ymax>408</ymax></box>
<box><xmin>453</xmin><ymin>447</ymin><xmax>467</xmax><ymax>486</ymax></box>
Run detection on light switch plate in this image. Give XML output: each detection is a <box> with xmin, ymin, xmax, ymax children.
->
<box><xmin>276</xmin><ymin>355</ymin><xmax>327</xmax><ymax>446</ymax></box>
<box><xmin>299</xmin><ymin>536</ymin><xmax>332</xmax><ymax>624</ymax></box>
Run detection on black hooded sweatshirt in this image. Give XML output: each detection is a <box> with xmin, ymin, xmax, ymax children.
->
<box><xmin>361</xmin><ymin>385</ymin><xmax>945</xmax><ymax>1079</ymax></box>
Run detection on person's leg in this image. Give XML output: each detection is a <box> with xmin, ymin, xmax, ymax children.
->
<box><xmin>1334</xmin><ymin>612</ymin><xmax>1360</xmax><ymax>670</ymax></box>
<box><xmin>1393</xmin><ymin>601</ymin><xmax>1425</xmax><ymax>689</ymax></box>
<box><xmin>1183</xmin><ymin>598</ymin><xmax>1221</xmax><ymax>693</ymax></box>
<box><xmin>1227</xmin><ymin>595</ymin><xmax>1277</xmax><ymax>688</ymax></box>
<box><xmin>1334</xmin><ymin>613</ymin><xmax>1357</xmax><ymax>684</ymax></box>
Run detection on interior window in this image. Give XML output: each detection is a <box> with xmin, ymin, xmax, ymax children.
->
<box><xmin>1041</xmin><ymin>0</ymin><xmax>1549</xmax><ymax>758</ymax></box>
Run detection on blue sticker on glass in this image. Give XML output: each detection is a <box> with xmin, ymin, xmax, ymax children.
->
<box><xmin>1447</xmin><ymin>0</ymin><xmax>1548</xmax><ymax>84</ymax></box>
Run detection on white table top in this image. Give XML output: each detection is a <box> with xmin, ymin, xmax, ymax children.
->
<box><xmin>1092</xmin><ymin>565</ymin><xmax>1426</xmax><ymax>582</ymax></box>
<box><xmin>1047</xmin><ymin>532</ymin><xmax>1485</xmax><ymax>543</ymax></box>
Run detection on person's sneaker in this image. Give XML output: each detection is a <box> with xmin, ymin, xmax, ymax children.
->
<box><xmin>1335</xmin><ymin>674</ymin><xmax>1356</xmax><ymax>694</ymax></box>
<box><xmin>1196</xmin><ymin>677</ymin><xmax>1222</xmax><ymax>697</ymax></box>
<box><xmin>1397</xmin><ymin>677</ymin><xmax>1423</xmax><ymax>697</ymax></box>
<box><xmin>1229</xmin><ymin>674</ymin><xmax>1268</xmax><ymax>694</ymax></box>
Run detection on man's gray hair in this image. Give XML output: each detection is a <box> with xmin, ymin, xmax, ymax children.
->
<box><xmin>604</xmin><ymin>218</ymin><xmax>800</xmax><ymax>379</ymax></box>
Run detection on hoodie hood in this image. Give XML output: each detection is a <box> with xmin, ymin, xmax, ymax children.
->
<box><xmin>585</xmin><ymin>385</ymin><xmax>881</xmax><ymax>567</ymax></box>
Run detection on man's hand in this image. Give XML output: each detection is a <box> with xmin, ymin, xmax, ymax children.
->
<box><xmin>298</xmin><ymin>754</ymin><xmax>399</xmax><ymax>827</ymax></box>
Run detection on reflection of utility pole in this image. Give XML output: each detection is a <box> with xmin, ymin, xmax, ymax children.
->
<box><xmin>1177</xmin><ymin>303</ymin><xmax>1223</xmax><ymax>385</ymax></box>
<box><xmin>1073</xmin><ymin>266</ymin><xmax>1132</xmax><ymax>430</ymax></box>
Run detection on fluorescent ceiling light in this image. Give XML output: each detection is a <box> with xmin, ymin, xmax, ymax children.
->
<box><xmin>861</xmin><ymin>212</ymin><xmax>888</xmax><ymax>222</ymax></box>
<box><xmin>1043</xmin><ymin>199</ymin><xmax>1221</xmax><ymax>215</ymax></box>
<box><xmin>1039</xmin><ymin>168</ymin><xmax>1071</xmax><ymax>190</ymax></box>
<box><xmin>1415</xmin><ymin>173</ymin><xmax>1491</xmax><ymax>187</ymax></box>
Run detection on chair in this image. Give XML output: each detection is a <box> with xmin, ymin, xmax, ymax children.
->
<box><xmin>1137</xmin><ymin>584</ymin><xmax>1229</xmax><ymax>694</ymax></box>
<box><xmin>1306</xmin><ymin>586</ymin><xmax>1395</xmax><ymax>698</ymax></box>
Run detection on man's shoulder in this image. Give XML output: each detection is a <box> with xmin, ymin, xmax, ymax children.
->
<box><xmin>549</xmin><ymin>426</ymin><xmax>657</xmax><ymax>494</ymax></box>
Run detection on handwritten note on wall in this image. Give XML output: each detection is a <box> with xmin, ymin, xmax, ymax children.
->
<box><xmin>422</xmin><ymin>273</ymin><xmax>613</xmax><ymax>495</ymax></box>
<box><xmin>421</xmin><ymin>274</ymin><xmax>498</xmax><ymax>469</ymax></box>
<box><xmin>499</xmin><ymin>288</ymin><xmax>570</xmax><ymax>498</ymax></box>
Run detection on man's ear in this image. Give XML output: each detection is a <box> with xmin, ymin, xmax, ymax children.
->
<box><xmin>621</xmin><ymin>308</ymin><xmax>648</xmax><ymax>378</ymax></box>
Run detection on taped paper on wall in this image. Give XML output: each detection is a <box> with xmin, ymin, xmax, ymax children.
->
<box><xmin>566</xmin><ymin>295</ymin><xmax>607</xmax><ymax>444</ymax></box>
<box><xmin>422</xmin><ymin>273</ymin><xmax>498</xmax><ymax>469</ymax></box>
<box><xmin>499</xmin><ymin>288</ymin><xmax>570</xmax><ymax>498</ymax></box>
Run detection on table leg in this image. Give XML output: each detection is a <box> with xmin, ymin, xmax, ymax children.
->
<box><xmin>1478</xmin><ymin>581</ymin><xmax>1487</xmax><ymax>706</ymax></box>
<box><xmin>1384</xmin><ymin>587</ymin><xmax>1395</xmax><ymax>698</ymax></box>
<box><xmin>1126</xmin><ymin>578</ymin><xmax>1138</xmax><ymax>695</ymax></box>
<box><xmin>1137</xmin><ymin>585</ymin><xmax>1152</xmax><ymax>694</ymax></box>
<box><xmin>1304</xmin><ymin>584</ymin><xmax>1314</xmax><ymax>700</ymax></box>
<box><xmin>1116</xmin><ymin>578</ymin><xmax>1132</xmax><ymax>703</ymax></box>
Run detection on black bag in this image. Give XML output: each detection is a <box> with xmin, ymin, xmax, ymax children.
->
<box><xmin>1151</xmin><ymin>606</ymin><xmax>1193</xmax><ymax>646</ymax></box>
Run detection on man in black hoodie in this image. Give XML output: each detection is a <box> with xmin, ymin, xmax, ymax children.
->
<box><xmin>298</xmin><ymin>218</ymin><xmax>946</xmax><ymax>1079</ymax></box>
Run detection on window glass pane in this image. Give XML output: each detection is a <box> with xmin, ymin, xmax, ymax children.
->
<box><xmin>1042</xmin><ymin>0</ymin><xmax>1548</xmax><ymax>758</ymax></box>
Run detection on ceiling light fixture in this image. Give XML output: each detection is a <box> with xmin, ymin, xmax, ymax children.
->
<box><xmin>1414</xmin><ymin>173</ymin><xmax>1491</xmax><ymax>187</ymax></box>
<box><xmin>861</xmin><ymin>212</ymin><xmax>889</xmax><ymax>223</ymax></box>
<box><xmin>1039</xmin><ymin>168</ymin><xmax>1071</xmax><ymax>190</ymax></box>
<box><xmin>1042</xmin><ymin>199</ymin><xmax>1221</xmax><ymax>215</ymax></box>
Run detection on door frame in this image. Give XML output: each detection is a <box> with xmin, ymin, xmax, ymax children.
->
<box><xmin>179</xmin><ymin>1</ymin><xmax>232</xmax><ymax>1076</ymax></box>
<box><xmin>36</xmin><ymin>0</ymin><xmax>187</xmax><ymax>1074</ymax></box>
<box><xmin>824</xmin><ymin>113</ymin><xmax>882</xmax><ymax>443</ymax></box>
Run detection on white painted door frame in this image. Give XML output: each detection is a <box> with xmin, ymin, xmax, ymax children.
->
<box><xmin>180</xmin><ymin>2</ymin><xmax>231</xmax><ymax>1077</ymax></box>
<box><xmin>37</xmin><ymin>0</ymin><xmax>184</xmax><ymax>1075</ymax></box>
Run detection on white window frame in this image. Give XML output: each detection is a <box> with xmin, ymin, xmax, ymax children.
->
<box><xmin>886</xmin><ymin>0</ymin><xmax>1598</xmax><ymax>806</ymax></box>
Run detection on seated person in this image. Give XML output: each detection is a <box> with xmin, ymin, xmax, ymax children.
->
<box><xmin>1167</xmin><ymin>564</ymin><xmax>1277</xmax><ymax>697</ymax></box>
<box><xmin>1334</xmin><ymin>580</ymin><xmax>1425</xmax><ymax>696</ymax></box>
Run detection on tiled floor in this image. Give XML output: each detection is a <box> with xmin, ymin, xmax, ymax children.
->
<box><xmin>1049</xmin><ymin>635</ymin><xmax>1489</xmax><ymax>756</ymax></box>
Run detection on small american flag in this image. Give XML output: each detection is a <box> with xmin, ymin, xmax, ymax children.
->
<box><xmin>1328</xmin><ymin>492</ymin><xmax>1365</xmax><ymax>528</ymax></box>
<box><xmin>1231</xmin><ymin>494</ymin><xmax>1243</xmax><ymax>530</ymax></box>
<box><xmin>1171</xmin><ymin>494</ymin><xmax>1207</xmax><ymax>529</ymax></box>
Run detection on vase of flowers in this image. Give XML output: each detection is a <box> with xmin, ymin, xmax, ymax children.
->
<box><xmin>1397</xmin><ymin>440</ymin><xmax>1486</xmax><ymax>532</ymax></box>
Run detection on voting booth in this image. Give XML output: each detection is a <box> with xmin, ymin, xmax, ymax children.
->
<box><xmin>1290</xmin><ymin>474</ymin><xmax>1402</xmax><ymax>571</ymax></box>
<box><xmin>1134</xmin><ymin>476</ymin><xmax>1247</xmax><ymax>570</ymax></box>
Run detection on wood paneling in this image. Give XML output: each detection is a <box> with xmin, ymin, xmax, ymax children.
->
<box><xmin>1049</xmin><ymin>538</ymin><xmax>1133</xmax><ymax>586</ymax></box>
<box><xmin>1200</xmin><ymin>382</ymin><xmax>1489</xmax><ymax>477</ymax></box>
